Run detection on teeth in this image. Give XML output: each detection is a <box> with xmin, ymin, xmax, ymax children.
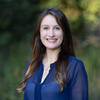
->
<box><xmin>48</xmin><ymin>40</ymin><xmax>56</xmax><ymax>41</ymax></box>
<box><xmin>47</xmin><ymin>39</ymin><xmax>57</xmax><ymax>40</ymax></box>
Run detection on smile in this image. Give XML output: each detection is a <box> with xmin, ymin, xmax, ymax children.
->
<box><xmin>46</xmin><ymin>39</ymin><xmax>57</xmax><ymax>43</ymax></box>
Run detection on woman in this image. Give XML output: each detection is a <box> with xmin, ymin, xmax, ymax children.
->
<box><xmin>17</xmin><ymin>7</ymin><xmax>88</xmax><ymax>100</ymax></box>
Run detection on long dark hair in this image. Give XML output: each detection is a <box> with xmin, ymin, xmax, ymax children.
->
<box><xmin>17</xmin><ymin>7</ymin><xmax>75</xmax><ymax>92</ymax></box>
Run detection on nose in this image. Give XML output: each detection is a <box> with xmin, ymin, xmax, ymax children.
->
<box><xmin>48</xmin><ymin>28</ymin><xmax>55</xmax><ymax>37</ymax></box>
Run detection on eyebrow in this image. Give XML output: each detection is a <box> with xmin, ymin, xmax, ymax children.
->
<box><xmin>41</xmin><ymin>25</ymin><xmax>60</xmax><ymax>27</ymax></box>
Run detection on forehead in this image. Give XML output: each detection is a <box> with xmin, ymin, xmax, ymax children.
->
<box><xmin>41</xmin><ymin>14</ymin><xmax>59</xmax><ymax>26</ymax></box>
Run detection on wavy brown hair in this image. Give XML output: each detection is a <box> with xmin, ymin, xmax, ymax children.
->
<box><xmin>17</xmin><ymin>7</ymin><xmax>75</xmax><ymax>92</ymax></box>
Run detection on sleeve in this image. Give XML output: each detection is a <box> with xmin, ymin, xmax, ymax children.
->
<box><xmin>70</xmin><ymin>60</ymin><xmax>88</xmax><ymax>100</ymax></box>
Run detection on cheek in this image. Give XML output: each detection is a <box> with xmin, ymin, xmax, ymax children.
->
<box><xmin>57</xmin><ymin>32</ymin><xmax>63</xmax><ymax>39</ymax></box>
<box><xmin>40</xmin><ymin>30</ymin><xmax>45</xmax><ymax>39</ymax></box>
<box><xmin>40</xmin><ymin>29</ymin><xmax>47</xmax><ymax>36</ymax></box>
<box><xmin>58</xmin><ymin>33</ymin><xmax>63</xmax><ymax>44</ymax></box>
<box><xmin>40</xmin><ymin>32</ymin><xmax>47</xmax><ymax>42</ymax></box>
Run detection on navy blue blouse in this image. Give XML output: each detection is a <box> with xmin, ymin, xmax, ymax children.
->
<box><xmin>24</xmin><ymin>56</ymin><xmax>88</xmax><ymax>100</ymax></box>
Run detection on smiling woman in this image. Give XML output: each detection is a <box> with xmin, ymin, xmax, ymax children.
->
<box><xmin>40</xmin><ymin>14</ymin><xmax>63</xmax><ymax>50</ymax></box>
<box><xmin>17</xmin><ymin>7</ymin><xmax>88</xmax><ymax>100</ymax></box>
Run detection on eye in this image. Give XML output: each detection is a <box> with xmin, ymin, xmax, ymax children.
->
<box><xmin>55</xmin><ymin>26</ymin><xmax>61</xmax><ymax>30</ymax></box>
<box><xmin>43</xmin><ymin>27</ymin><xmax>49</xmax><ymax>30</ymax></box>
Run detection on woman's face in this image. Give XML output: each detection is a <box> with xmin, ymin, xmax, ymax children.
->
<box><xmin>40</xmin><ymin>14</ymin><xmax>63</xmax><ymax>50</ymax></box>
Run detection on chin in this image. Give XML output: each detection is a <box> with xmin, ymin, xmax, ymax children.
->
<box><xmin>46</xmin><ymin>46</ymin><xmax>60</xmax><ymax>50</ymax></box>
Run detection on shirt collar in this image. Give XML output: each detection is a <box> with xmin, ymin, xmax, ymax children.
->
<box><xmin>40</xmin><ymin>61</ymin><xmax>56</xmax><ymax>69</ymax></box>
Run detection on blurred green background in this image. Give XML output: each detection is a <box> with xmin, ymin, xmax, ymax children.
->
<box><xmin>0</xmin><ymin>0</ymin><xmax>100</xmax><ymax>100</ymax></box>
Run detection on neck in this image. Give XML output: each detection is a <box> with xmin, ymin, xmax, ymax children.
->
<box><xmin>43</xmin><ymin>48</ymin><xmax>61</xmax><ymax>64</ymax></box>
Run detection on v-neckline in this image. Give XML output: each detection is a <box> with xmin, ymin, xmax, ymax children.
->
<box><xmin>39</xmin><ymin>61</ymin><xmax>56</xmax><ymax>85</ymax></box>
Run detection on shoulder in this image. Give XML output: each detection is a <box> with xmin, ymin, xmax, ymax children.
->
<box><xmin>68</xmin><ymin>55</ymin><xmax>85</xmax><ymax>68</ymax></box>
<box><xmin>68</xmin><ymin>55</ymin><xmax>83</xmax><ymax>63</ymax></box>
<box><xmin>68</xmin><ymin>55</ymin><xmax>85</xmax><ymax>70</ymax></box>
<box><xmin>67</xmin><ymin>56</ymin><xmax>87</xmax><ymax>82</ymax></box>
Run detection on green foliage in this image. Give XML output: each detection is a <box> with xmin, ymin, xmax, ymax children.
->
<box><xmin>0</xmin><ymin>39</ymin><xmax>31</xmax><ymax>100</ymax></box>
<box><xmin>76</xmin><ymin>44</ymin><xmax>100</xmax><ymax>100</ymax></box>
<box><xmin>0</xmin><ymin>32</ymin><xmax>12</xmax><ymax>45</ymax></box>
<box><xmin>0</xmin><ymin>0</ymin><xmax>43</xmax><ymax>44</ymax></box>
<box><xmin>0</xmin><ymin>0</ymin><xmax>100</xmax><ymax>100</ymax></box>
